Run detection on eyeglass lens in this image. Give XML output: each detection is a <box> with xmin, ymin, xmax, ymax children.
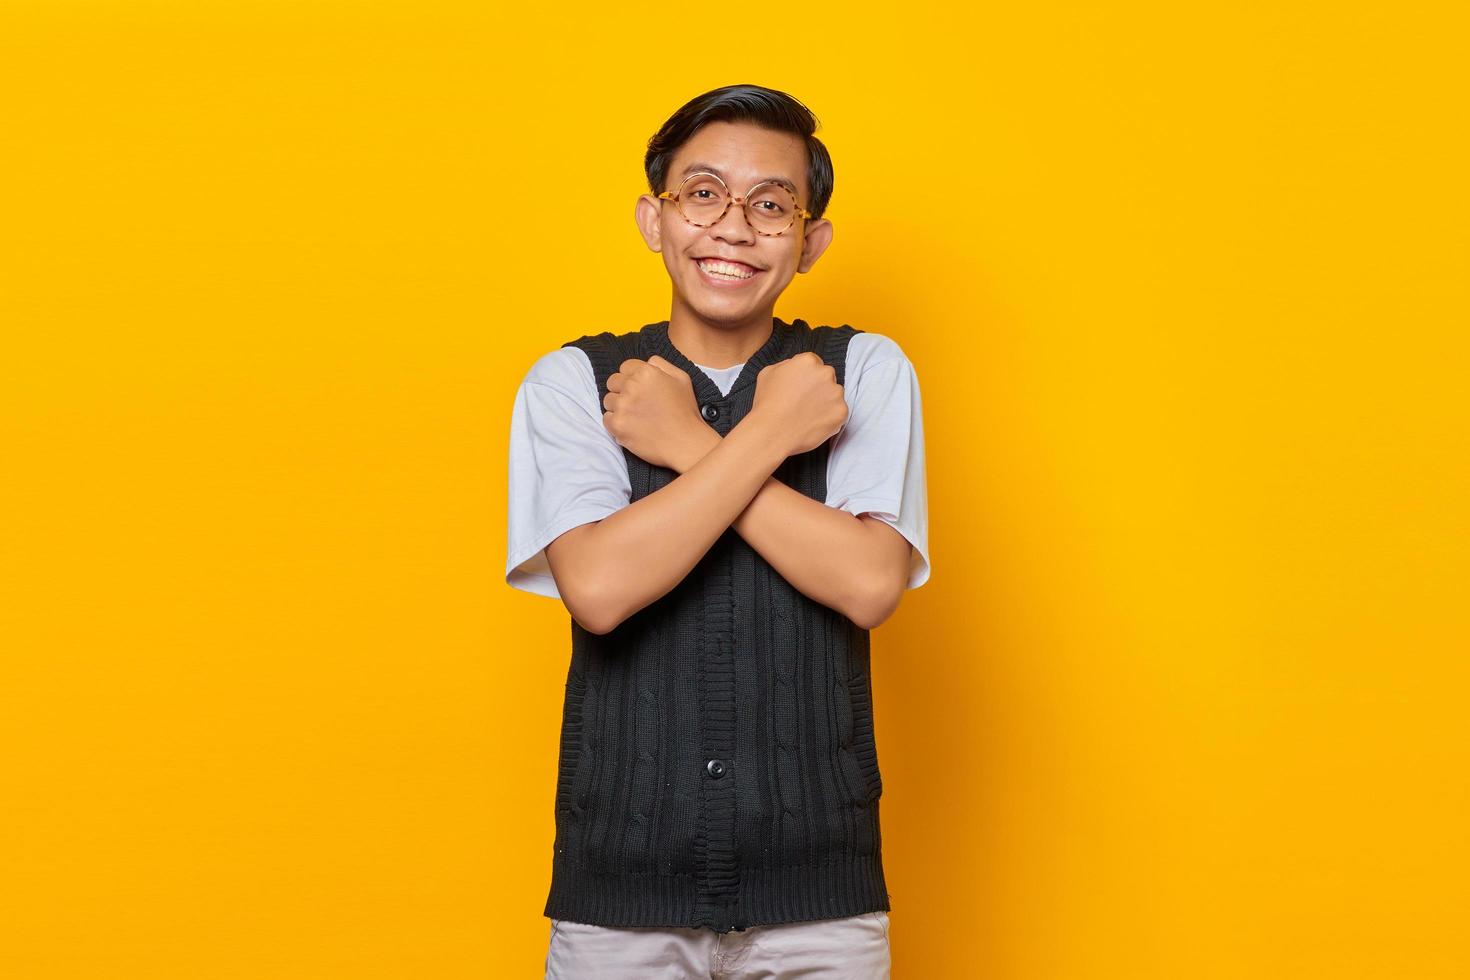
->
<box><xmin>675</xmin><ymin>174</ymin><xmax>799</xmax><ymax>234</ymax></box>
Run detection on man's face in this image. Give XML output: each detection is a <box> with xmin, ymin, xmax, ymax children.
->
<box><xmin>635</xmin><ymin>120</ymin><xmax>833</xmax><ymax>326</ymax></box>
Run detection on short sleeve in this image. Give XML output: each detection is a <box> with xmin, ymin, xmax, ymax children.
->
<box><xmin>505</xmin><ymin>347</ymin><xmax>631</xmax><ymax>599</ymax></box>
<box><xmin>826</xmin><ymin>333</ymin><xmax>931</xmax><ymax>589</ymax></box>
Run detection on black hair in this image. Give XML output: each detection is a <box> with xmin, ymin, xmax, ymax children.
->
<box><xmin>645</xmin><ymin>83</ymin><xmax>834</xmax><ymax>221</ymax></box>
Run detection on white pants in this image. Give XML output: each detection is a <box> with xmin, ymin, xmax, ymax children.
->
<box><xmin>545</xmin><ymin>910</ymin><xmax>891</xmax><ymax>979</ymax></box>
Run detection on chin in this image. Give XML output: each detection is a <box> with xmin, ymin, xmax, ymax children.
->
<box><xmin>682</xmin><ymin>286</ymin><xmax>758</xmax><ymax>320</ymax></box>
<box><xmin>689</xmin><ymin>303</ymin><xmax>750</xmax><ymax>326</ymax></box>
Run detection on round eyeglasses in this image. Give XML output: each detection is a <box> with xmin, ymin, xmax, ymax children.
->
<box><xmin>657</xmin><ymin>171</ymin><xmax>812</xmax><ymax>237</ymax></box>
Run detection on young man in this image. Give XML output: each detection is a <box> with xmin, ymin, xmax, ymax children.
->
<box><xmin>506</xmin><ymin>84</ymin><xmax>929</xmax><ymax>978</ymax></box>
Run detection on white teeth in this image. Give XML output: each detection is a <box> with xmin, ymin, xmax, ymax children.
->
<box><xmin>697</xmin><ymin>259</ymin><xmax>755</xmax><ymax>280</ymax></box>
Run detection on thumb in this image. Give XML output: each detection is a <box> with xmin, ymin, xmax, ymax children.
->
<box><xmin>647</xmin><ymin>355</ymin><xmax>683</xmax><ymax>378</ymax></box>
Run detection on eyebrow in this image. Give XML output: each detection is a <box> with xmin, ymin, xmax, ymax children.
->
<box><xmin>678</xmin><ymin>162</ymin><xmax>801</xmax><ymax>197</ymax></box>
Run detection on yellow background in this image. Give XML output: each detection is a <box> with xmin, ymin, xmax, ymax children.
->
<box><xmin>3</xmin><ymin>2</ymin><xmax>1466</xmax><ymax>977</ymax></box>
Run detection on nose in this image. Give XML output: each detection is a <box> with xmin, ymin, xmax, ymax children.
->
<box><xmin>708</xmin><ymin>196</ymin><xmax>757</xmax><ymax>245</ymax></box>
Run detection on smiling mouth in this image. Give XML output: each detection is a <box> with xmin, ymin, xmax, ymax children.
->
<box><xmin>694</xmin><ymin>257</ymin><xmax>763</xmax><ymax>283</ymax></box>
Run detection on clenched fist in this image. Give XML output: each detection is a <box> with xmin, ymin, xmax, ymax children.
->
<box><xmin>602</xmin><ymin>355</ymin><xmax>712</xmax><ymax>472</ymax></box>
<box><xmin>749</xmin><ymin>351</ymin><xmax>848</xmax><ymax>457</ymax></box>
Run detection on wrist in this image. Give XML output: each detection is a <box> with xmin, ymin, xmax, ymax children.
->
<box><xmin>736</xmin><ymin>408</ymin><xmax>792</xmax><ymax>460</ymax></box>
<box><xmin>672</xmin><ymin>425</ymin><xmax>722</xmax><ymax>474</ymax></box>
<box><xmin>723</xmin><ymin>410</ymin><xmax>791</xmax><ymax>473</ymax></box>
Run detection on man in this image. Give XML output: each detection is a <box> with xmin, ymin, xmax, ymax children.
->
<box><xmin>506</xmin><ymin>83</ymin><xmax>929</xmax><ymax>979</ymax></box>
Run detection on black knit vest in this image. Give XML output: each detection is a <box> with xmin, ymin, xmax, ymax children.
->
<box><xmin>543</xmin><ymin>316</ymin><xmax>888</xmax><ymax>934</ymax></box>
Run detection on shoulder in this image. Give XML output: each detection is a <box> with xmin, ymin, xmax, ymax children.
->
<box><xmin>559</xmin><ymin>325</ymin><xmax>651</xmax><ymax>375</ymax></box>
<box><xmin>795</xmin><ymin>321</ymin><xmax>911</xmax><ymax>376</ymax></box>
<box><xmin>520</xmin><ymin>345</ymin><xmax>596</xmax><ymax>397</ymax></box>
<box><xmin>513</xmin><ymin>346</ymin><xmax>606</xmax><ymax>424</ymax></box>
<box><xmin>847</xmin><ymin>330</ymin><xmax>908</xmax><ymax>365</ymax></box>
<box><xmin>844</xmin><ymin>331</ymin><xmax>915</xmax><ymax>382</ymax></box>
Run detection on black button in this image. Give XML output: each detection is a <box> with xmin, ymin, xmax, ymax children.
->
<box><xmin>705</xmin><ymin>758</ymin><xmax>727</xmax><ymax>778</ymax></box>
<box><xmin>701</xmin><ymin>403</ymin><xmax>720</xmax><ymax>421</ymax></box>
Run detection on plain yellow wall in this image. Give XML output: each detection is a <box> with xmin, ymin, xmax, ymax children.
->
<box><xmin>3</xmin><ymin>2</ymin><xmax>1466</xmax><ymax>977</ymax></box>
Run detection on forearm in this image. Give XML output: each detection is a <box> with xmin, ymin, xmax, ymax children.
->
<box><xmin>572</xmin><ymin>415</ymin><xmax>788</xmax><ymax>632</ymax></box>
<box><xmin>672</xmin><ymin>428</ymin><xmax>898</xmax><ymax>627</ymax></box>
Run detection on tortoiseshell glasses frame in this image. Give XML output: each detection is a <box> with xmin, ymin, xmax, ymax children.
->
<box><xmin>656</xmin><ymin>171</ymin><xmax>814</xmax><ymax>237</ymax></box>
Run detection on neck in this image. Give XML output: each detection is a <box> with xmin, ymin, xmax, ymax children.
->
<box><xmin>667</xmin><ymin>291</ymin><xmax>776</xmax><ymax>369</ymax></box>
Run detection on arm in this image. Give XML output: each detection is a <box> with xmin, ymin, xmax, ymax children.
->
<box><xmin>544</xmin><ymin>412</ymin><xmax>789</xmax><ymax>635</ymax></box>
<box><xmin>666</xmin><ymin>428</ymin><xmax>912</xmax><ymax>630</ymax></box>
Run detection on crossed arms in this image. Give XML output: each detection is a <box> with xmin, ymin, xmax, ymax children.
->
<box><xmin>545</xmin><ymin>353</ymin><xmax>913</xmax><ymax>635</ymax></box>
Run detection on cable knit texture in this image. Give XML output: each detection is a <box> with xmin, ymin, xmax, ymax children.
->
<box><xmin>544</xmin><ymin>317</ymin><xmax>888</xmax><ymax>934</ymax></box>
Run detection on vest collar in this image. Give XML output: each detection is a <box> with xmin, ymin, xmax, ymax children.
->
<box><xmin>649</xmin><ymin>317</ymin><xmax>794</xmax><ymax>405</ymax></box>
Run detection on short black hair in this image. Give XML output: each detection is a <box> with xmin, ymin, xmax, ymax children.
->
<box><xmin>645</xmin><ymin>84</ymin><xmax>834</xmax><ymax>222</ymax></box>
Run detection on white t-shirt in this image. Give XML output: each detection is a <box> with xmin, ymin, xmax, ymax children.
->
<box><xmin>505</xmin><ymin>331</ymin><xmax>930</xmax><ymax>600</ymax></box>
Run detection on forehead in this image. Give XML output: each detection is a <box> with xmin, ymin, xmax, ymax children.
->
<box><xmin>667</xmin><ymin>120</ymin><xmax>807</xmax><ymax>191</ymax></box>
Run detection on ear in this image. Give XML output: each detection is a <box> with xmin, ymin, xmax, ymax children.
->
<box><xmin>796</xmin><ymin>217</ymin><xmax>834</xmax><ymax>274</ymax></box>
<box><xmin>634</xmin><ymin>193</ymin><xmax>664</xmax><ymax>253</ymax></box>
